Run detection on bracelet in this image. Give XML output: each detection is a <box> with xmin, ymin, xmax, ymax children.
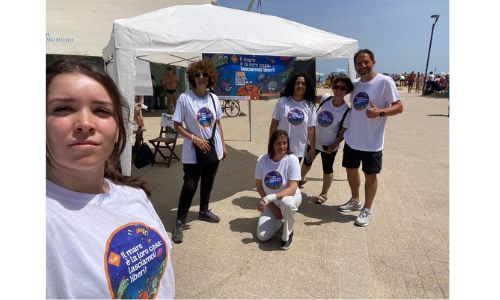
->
<box><xmin>191</xmin><ymin>134</ymin><xmax>195</xmax><ymax>142</ymax></box>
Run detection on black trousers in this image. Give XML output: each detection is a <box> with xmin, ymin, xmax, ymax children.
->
<box><xmin>176</xmin><ymin>161</ymin><xmax>220</xmax><ymax>224</ymax></box>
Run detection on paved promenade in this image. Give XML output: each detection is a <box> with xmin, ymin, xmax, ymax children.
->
<box><xmin>136</xmin><ymin>89</ymin><xmax>449</xmax><ymax>299</ymax></box>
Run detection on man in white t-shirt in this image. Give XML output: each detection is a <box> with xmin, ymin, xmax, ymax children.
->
<box><xmin>339</xmin><ymin>49</ymin><xmax>403</xmax><ymax>227</ymax></box>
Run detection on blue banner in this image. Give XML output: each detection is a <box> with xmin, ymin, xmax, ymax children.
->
<box><xmin>203</xmin><ymin>53</ymin><xmax>296</xmax><ymax>100</ymax></box>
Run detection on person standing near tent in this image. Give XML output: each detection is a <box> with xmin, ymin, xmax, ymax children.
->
<box><xmin>46</xmin><ymin>59</ymin><xmax>175</xmax><ymax>298</ymax></box>
<box><xmin>300</xmin><ymin>76</ymin><xmax>354</xmax><ymax>204</ymax></box>
<box><xmin>162</xmin><ymin>66</ymin><xmax>180</xmax><ymax>113</ymax></box>
<box><xmin>171</xmin><ymin>60</ymin><xmax>227</xmax><ymax>244</ymax></box>
<box><xmin>255</xmin><ymin>130</ymin><xmax>301</xmax><ymax>250</ymax></box>
<box><xmin>338</xmin><ymin>49</ymin><xmax>403</xmax><ymax>227</ymax></box>
<box><xmin>269</xmin><ymin>72</ymin><xmax>316</xmax><ymax>187</ymax></box>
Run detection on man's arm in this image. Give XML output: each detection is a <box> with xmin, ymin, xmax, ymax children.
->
<box><xmin>366</xmin><ymin>100</ymin><xmax>403</xmax><ymax>118</ymax></box>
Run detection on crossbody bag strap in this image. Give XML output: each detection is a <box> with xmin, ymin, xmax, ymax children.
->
<box><xmin>208</xmin><ymin>92</ymin><xmax>217</xmax><ymax>140</ymax></box>
<box><xmin>317</xmin><ymin>96</ymin><xmax>333</xmax><ymax>111</ymax></box>
<box><xmin>336</xmin><ymin>107</ymin><xmax>351</xmax><ymax>137</ymax></box>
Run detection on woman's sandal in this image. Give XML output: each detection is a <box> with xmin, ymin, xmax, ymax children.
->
<box><xmin>314</xmin><ymin>194</ymin><xmax>328</xmax><ymax>204</ymax></box>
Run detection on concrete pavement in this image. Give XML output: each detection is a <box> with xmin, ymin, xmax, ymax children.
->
<box><xmin>135</xmin><ymin>89</ymin><xmax>449</xmax><ymax>299</ymax></box>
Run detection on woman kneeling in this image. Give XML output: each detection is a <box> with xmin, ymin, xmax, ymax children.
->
<box><xmin>255</xmin><ymin>130</ymin><xmax>302</xmax><ymax>250</ymax></box>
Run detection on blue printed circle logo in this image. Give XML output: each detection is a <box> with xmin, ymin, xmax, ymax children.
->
<box><xmin>353</xmin><ymin>92</ymin><xmax>369</xmax><ymax>111</ymax></box>
<box><xmin>197</xmin><ymin>107</ymin><xmax>214</xmax><ymax>128</ymax></box>
<box><xmin>317</xmin><ymin>111</ymin><xmax>334</xmax><ymax>127</ymax></box>
<box><xmin>287</xmin><ymin>108</ymin><xmax>305</xmax><ymax>126</ymax></box>
<box><xmin>104</xmin><ymin>222</ymin><xmax>168</xmax><ymax>299</ymax></box>
<box><xmin>264</xmin><ymin>171</ymin><xmax>283</xmax><ymax>190</ymax></box>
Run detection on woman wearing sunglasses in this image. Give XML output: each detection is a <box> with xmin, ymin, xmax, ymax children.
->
<box><xmin>171</xmin><ymin>60</ymin><xmax>227</xmax><ymax>244</ymax></box>
<box><xmin>301</xmin><ymin>76</ymin><xmax>354</xmax><ymax>204</ymax></box>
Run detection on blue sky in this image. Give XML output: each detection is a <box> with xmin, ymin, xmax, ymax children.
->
<box><xmin>216</xmin><ymin>0</ymin><xmax>449</xmax><ymax>76</ymax></box>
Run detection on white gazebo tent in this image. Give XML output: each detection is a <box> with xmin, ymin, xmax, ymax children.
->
<box><xmin>103</xmin><ymin>4</ymin><xmax>358</xmax><ymax>176</ymax></box>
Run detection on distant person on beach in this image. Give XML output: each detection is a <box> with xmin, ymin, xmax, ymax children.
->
<box><xmin>415</xmin><ymin>72</ymin><xmax>423</xmax><ymax>94</ymax></box>
<box><xmin>255</xmin><ymin>130</ymin><xmax>301</xmax><ymax>250</ymax></box>
<box><xmin>300</xmin><ymin>76</ymin><xmax>354</xmax><ymax>204</ymax></box>
<box><xmin>171</xmin><ymin>60</ymin><xmax>227</xmax><ymax>244</ymax></box>
<box><xmin>269</xmin><ymin>72</ymin><xmax>316</xmax><ymax>187</ymax></box>
<box><xmin>338</xmin><ymin>49</ymin><xmax>403</xmax><ymax>227</ymax></box>
<box><xmin>162</xmin><ymin>66</ymin><xmax>180</xmax><ymax>113</ymax></box>
<box><xmin>407</xmin><ymin>71</ymin><xmax>416</xmax><ymax>93</ymax></box>
<box><xmin>46</xmin><ymin>60</ymin><xmax>174</xmax><ymax>298</ymax></box>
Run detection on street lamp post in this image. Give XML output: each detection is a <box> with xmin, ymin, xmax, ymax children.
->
<box><xmin>423</xmin><ymin>14</ymin><xmax>440</xmax><ymax>95</ymax></box>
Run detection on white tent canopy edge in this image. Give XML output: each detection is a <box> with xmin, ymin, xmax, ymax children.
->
<box><xmin>103</xmin><ymin>4</ymin><xmax>358</xmax><ymax>176</ymax></box>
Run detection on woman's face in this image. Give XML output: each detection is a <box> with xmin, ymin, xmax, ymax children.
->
<box><xmin>273</xmin><ymin>135</ymin><xmax>288</xmax><ymax>157</ymax></box>
<box><xmin>46</xmin><ymin>72</ymin><xmax>118</xmax><ymax>173</ymax></box>
<box><xmin>193</xmin><ymin>69</ymin><xmax>209</xmax><ymax>90</ymax></box>
<box><xmin>332</xmin><ymin>81</ymin><xmax>348</xmax><ymax>98</ymax></box>
<box><xmin>293</xmin><ymin>76</ymin><xmax>306</xmax><ymax>99</ymax></box>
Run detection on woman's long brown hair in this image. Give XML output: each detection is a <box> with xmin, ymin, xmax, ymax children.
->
<box><xmin>46</xmin><ymin>59</ymin><xmax>151</xmax><ymax>196</ymax></box>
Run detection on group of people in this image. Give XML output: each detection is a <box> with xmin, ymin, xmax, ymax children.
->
<box><xmin>45</xmin><ymin>48</ymin><xmax>402</xmax><ymax>298</ymax></box>
<box><xmin>258</xmin><ymin>49</ymin><xmax>403</xmax><ymax>248</ymax></box>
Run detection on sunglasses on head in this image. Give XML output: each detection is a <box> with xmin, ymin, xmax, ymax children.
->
<box><xmin>194</xmin><ymin>72</ymin><xmax>209</xmax><ymax>78</ymax></box>
<box><xmin>332</xmin><ymin>85</ymin><xmax>347</xmax><ymax>91</ymax></box>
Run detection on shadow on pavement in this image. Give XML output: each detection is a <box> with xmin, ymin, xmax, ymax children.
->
<box><xmin>427</xmin><ymin>113</ymin><xmax>449</xmax><ymax>117</ymax></box>
<box><xmin>131</xmin><ymin>145</ymin><xmax>258</xmax><ymax>231</ymax></box>
<box><xmin>230</xmin><ymin>196</ymin><xmax>289</xmax><ymax>251</ymax></box>
<box><xmin>299</xmin><ymin>195</ymin><xmax>357</xmax><ymax>225</ymax></box>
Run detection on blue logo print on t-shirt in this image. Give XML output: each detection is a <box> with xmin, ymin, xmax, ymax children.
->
<box><xmin>264</xmin><ymin>171</ymin><xmax>283</xmax><ymax>190</ymax></box>
<box><xmin>197</xmin><ymin>107</ymin><xmax>214</xmax><ymax>128</ymax></box>
<box><xmin>104</xmin><ymin>222</ymin><xmax>168</xmax><ymax>299</ymax></box>
<box><xmin>287</xmin><ymin>108</ymin><xmax>305</xmax><ymax>126</ymax></box>
<box><xmin>317</xmin><ymin>111</ymin><xmax>334</xmax><ymax>127</ymax></box>
<box><xmin>353</xmin><ymin>92</ymin><xmax>369</xmax><ymax>111</ymax></box>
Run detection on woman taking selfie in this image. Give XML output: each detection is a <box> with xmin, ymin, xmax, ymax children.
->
<box><xmin>46</xmin><ymin>60</ymin><xmax>174</xmax><ymax>298</ymax></box>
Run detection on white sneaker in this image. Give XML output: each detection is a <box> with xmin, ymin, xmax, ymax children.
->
<box><xmin>355</xmin><ymin>208</ymin><xmax>373</xmax><ymax>227</ymax></box>
<box><xmin>338</xmin><ymin>198</ymin><xmax>363</xmax><ymax>212</ymax></box>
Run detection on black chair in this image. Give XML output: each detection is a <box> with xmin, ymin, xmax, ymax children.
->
<box><xmin>148</xmin><ymin>126</ymin><xmax>180</xmax><ymax>167</ymax></box>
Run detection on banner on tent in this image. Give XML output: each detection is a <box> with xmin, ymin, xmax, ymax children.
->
<box><xmin>203</xmin><ymin>53</ymin><xmax>296</xmax><ymax>100</ymax></box>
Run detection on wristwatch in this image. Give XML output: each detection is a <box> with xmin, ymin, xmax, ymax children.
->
<box><xmin>379</xmin><ymin>111</ymin><xmax>386</xmax><ymax>117</ymax></box>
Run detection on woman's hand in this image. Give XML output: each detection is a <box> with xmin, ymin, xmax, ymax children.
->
<box><xmin>222</xmin><ymin>145</ymin><xmax>227</xmax><ymax>160</ymax></box>
<box><xmin>193</xmin><ymin>136</ymin><xmax>211</xmax><ymax>152</ymax></box>
<box><xmin>257</xmin><ymin>199</ymin><xmax>267</xmax><ymax>212</ymax></box>
<box><xmin>326</xmin><ymin>143</ymin><xmax>337</xmax><ymax>154</ymax></box>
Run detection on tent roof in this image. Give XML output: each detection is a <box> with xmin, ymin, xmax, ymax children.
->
<box><xmin>46</xmin><ymin>0</ymin><xmax>212</xmax><ymax>57</ymax></box>
<box><xmin>106</xmin><ymin>4</ymin><xmax>358</xmax><ymax>66</ymax></box>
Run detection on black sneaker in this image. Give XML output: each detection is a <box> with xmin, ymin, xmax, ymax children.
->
<box><xmin>198</xmin><ymin>210</ymin><xmax>220</xmax><ymax>223</ymax></box>
<box><xmin>280</xmin><ymin>231</ymin><xmax>293</xmax><ymax>250</ymax></box>
<box><xmin>172</xmin><ymin>220</ymin><xmax>184</xmax><ymax>244</ymax></box>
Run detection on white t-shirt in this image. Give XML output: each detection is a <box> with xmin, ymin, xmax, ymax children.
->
<box><xmin>315</xmin><ymin>93</ymin><xmax>350</xmax><ymax>151</ymax></box>
<box><xmin>255</xmin><ymin>153</ymin><xmax>301</xmax><ymax>196</ymax></box>
<box><xmin>173</xmin><ymin>90</ymin><xmax>224</xmax><ymax>164</ymax></box>
<box><xmin>271</xmin><ymin>97</ymin><xmax>316</xmax><ymax>157</ymax></box>
<box><xmin>46</xmin><ymin>179</ymin><xmax>175</xmax><ymax>299</ymax></box>
<box><xmin>344</xmin><ymin>73</ymin><xmax>400</xmax><ymax>151</ymax></box>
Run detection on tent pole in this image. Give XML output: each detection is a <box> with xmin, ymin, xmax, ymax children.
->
<box><xmin>249</xmin><ymin>100</ymin><xmax>252</xmax><ymax>141</ymax></box>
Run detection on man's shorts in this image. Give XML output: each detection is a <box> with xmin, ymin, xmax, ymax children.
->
<box><xmin>342</xmin><ymin>143</ymin><xmax>383</xmax><ymax>174</ymax></box>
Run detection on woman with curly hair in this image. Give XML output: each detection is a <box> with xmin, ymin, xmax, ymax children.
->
<box><xmin>171</xmin><ymin>59</ymin><xmax>227</xmax><ymax>243</ymax></box>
